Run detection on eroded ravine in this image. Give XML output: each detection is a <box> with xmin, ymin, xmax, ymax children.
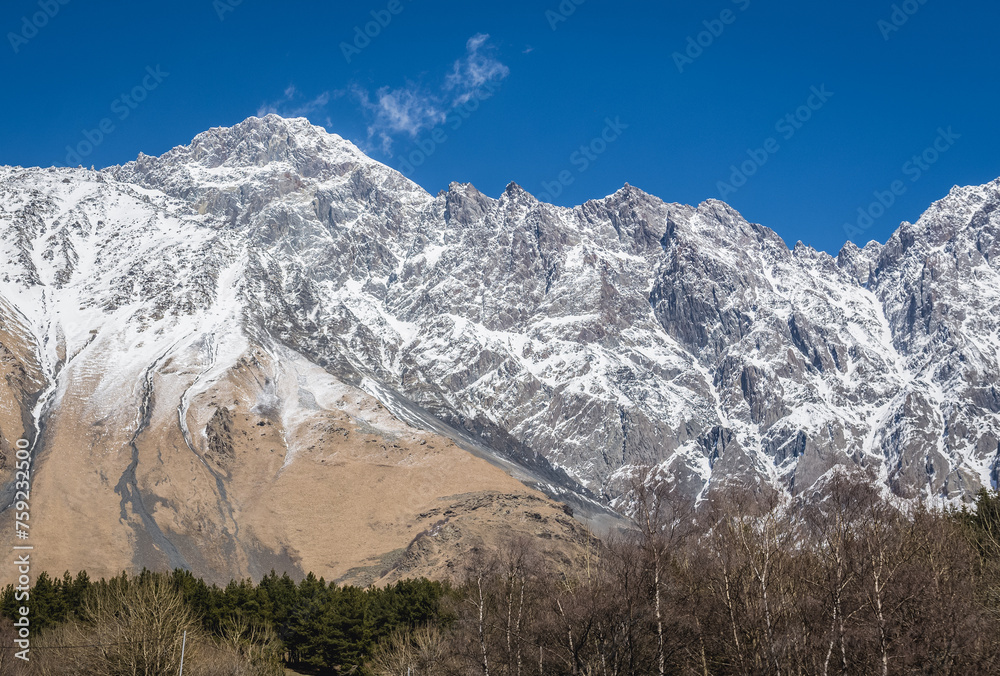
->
<box><xmin>114</xmin><ymin>350</ymin><xmax>189</xmax><ymax>571</ymax></box>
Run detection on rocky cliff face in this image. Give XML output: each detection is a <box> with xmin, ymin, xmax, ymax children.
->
<box><xmin>1</xmin><ymin>115</ymin><xmax>997</xmax><ymax>581</ymax></box>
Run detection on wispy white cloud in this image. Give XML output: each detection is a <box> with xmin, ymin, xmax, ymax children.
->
<box><xmin>257</xmin><ymin>85</ymin><xmax>331</xmax><ymax>118</ymax></box>
<box><xmin>355</xmin><ymin>33</ymin><xmax>509</xmax><ymax>155</ymax></box>
<box><xmin>254</xmin><ymin>36</ymin><xmax>508</xmax><ymax>156</ymax></box>
<box><xmin>354</xmin><ymin>83</ymin><xmax>448</xmax><ymax>154</ymax></box>
<box><xmin>445</xmin><ymin>33</ymin><xmax>510</xmax><ymax>106</ymax></box>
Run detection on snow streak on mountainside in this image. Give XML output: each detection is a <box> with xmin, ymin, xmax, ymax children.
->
<box><xmin>1</xmin><ymin>117</ymin><xmax>998</xmax><ymax>577</ymax></box>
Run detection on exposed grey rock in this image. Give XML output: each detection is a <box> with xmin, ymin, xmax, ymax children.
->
<box><xmin>2</xmin><ymin>115</ymin><xmax>999</xmax><ymax>513</ymax></box>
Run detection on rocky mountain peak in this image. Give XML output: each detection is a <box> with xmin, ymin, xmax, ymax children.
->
<box><xmin>176</xmin><ymin>114</ymin><xmax>369</xmax><ymax>172</ymax></box>
<box><xmin>104</xmin><ymin>115</ymin><xmax>429</xmax><ymax>233</ymax></box>
<box><xmin>105</xmin><ymin>115</ymin><xmax>394</xmax><ymax>199</ymax></box>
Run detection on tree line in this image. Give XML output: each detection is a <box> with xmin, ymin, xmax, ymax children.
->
<box><xmin>0</xmin><ymin>569</ymin><xmax>447</xmax><ymax>674</ymax></box>
<box><xmin>1</xmin><ymin>469</ymin><xmax>999</xmax><ymax>674</ymax></box>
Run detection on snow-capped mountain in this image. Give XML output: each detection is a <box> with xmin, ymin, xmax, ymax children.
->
<box><xmin>1</xmin><ymin>115</ymin><xmax>997</xmax><ymax>580</ymax></box>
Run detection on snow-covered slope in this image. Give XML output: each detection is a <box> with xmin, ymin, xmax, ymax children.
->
<box><xmin>1</xmin><ymin>116</ymin><xmax>998</xmax><ymax>579</ymax></box>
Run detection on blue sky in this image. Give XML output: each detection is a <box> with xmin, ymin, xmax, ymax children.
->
<box><xmin>2</xmin><ymin>0</ymin><xmax>998</xmax><ymax>254</ymax></box>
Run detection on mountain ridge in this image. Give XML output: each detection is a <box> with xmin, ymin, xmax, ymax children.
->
<box><xmin>1</xmin><ymin>115</ymin><xmax>998</xmax><ymax>582</ymax></box>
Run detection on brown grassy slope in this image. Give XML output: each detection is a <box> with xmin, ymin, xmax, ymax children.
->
<box><xmin>0</xmin><ymin>337</ymin><xmax>591</xmax><ymax>586</ymax></box>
